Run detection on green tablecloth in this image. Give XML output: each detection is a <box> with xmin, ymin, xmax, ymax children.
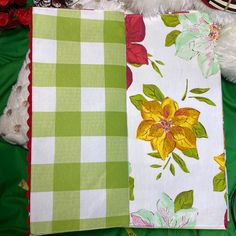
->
<box><xmin>0</xmin><ymin>16</ymin><xmax>236</xmax><ymax>236</ymax></box>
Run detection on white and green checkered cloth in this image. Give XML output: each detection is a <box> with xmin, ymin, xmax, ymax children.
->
<box><xmin>31</xmin><ymin>7</ymin><xmax>129</xmax><ymax>235</ymax></box>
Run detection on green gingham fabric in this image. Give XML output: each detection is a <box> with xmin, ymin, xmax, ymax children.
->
<box><xmin>31</xmin><ymin>7</ymin><xmax>129</xmax><ymax>235</ymax></box>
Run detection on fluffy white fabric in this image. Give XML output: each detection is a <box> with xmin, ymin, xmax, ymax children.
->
<box><xmin>216</xmin><ymin>22</ymin><xmax>236</xmax><ymax>83</ymax></box>
<box><xmin>122</xmin><ymin>0</ymin><xmax>236</xmax><ymax>25</ymax></box>
<box><xmin>79</xmin><ymin>0</ymin><xmax>122</xmax><ymax>10</ymax></box>
<box><xmin>122</xmin><ymin>0</ymin><xmax>194</xmax><ymax>15</ymax></box>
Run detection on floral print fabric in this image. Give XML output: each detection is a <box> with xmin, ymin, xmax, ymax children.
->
<box><xmin>127</xmin><ymin>12</ymin><xmax>227</xmax><ymax>230</ymax></box>
<box><xmin>175</xmin><ymin>12</ymin><xmax>220</xmax><ymax>78</ymax></box>
<box><xmin>160</xmin><ymin>12</ymin><xmax>220</xmax><ymax>78</ymax></box>
<box><xmin>131</xmin><ymin>191</ymin><xmax>198</xmax><ymax>229</ymax></box>
<box><xmin>125</xmin><ymin>15</ymin><xmax>164</xmax><ymax>89</ymax></box>
<box><xmin>136</xmin><ymin>98</ymin><xmax>200</xmax><ymax>160</ymax></box>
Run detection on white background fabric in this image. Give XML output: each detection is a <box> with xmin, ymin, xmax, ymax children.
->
<box><xmin>127</xmin><ymin>17</ymin><xmax>226</xmax><ymax>229</ymax></box>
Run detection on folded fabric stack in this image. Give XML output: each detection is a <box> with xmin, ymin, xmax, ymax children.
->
<box><xmin>30</xmin><ymin>7</ymin><xmax>227</xmax><ymax>235</ymax></box>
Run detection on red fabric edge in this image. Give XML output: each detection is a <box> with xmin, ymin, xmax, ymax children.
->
<box><xmin>26</xmin><ymin>6</ymin><xmax>32</xmax><ymax>235</ymax></box>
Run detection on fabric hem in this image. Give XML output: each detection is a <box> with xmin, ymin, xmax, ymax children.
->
<box><xmin>26</xmin><ymin>7</ymin><xmax>33</xmax><ymax>236</ymax></box>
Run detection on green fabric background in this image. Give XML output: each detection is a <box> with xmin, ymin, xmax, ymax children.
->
<box><xmin>0</xmin><ymin>10</ymin><xmax>236</xmax><ymax>236</ymax></box>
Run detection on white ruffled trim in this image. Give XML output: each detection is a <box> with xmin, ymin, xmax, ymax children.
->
<box><xmin>0</xmin><ymin>52</ymin><xmax>30</xmax><ymax>147</ymax></box>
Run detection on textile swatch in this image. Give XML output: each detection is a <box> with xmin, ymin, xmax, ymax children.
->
<box><xmin>127</xmin><ymin>12</ymin><xmax>227</xmax><ymax>230</ymax></box>
<box><xmin>30</xmin><ymin>7</ymin><xmax>129</xmax><ymax>235</ymax></box>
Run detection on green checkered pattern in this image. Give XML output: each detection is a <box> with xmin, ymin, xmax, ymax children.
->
<box><xmin>31</xmin><ymin>8</ymin><xmax>129</xmax><ymax>235</ymax></box>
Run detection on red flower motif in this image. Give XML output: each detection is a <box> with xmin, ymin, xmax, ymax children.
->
<box><xmin>125</xmin><ymin>14</ymin><xmax>148</xmax><ymax>65</ymax></box>
<box><xmin>127</xmin><ymin>43</ymin><xmax>148</xmax><ymax>65</ymax></box>
<box><xmin>126</xmin><ymin>14</ymin><xmax>145</xmax><ymax>43</ymax></box>
<box><xmin>125</xmin><ymin>14</ymin><xmax>148</xmax><ymax>89</ymax></box>
<box><xmin>0</xmin><ymin>0</ymin><xmax>25</xmax><ymax>6</ymax></box>
<box><xmin>0</xmin><ymin>0</ymin><xmax>11</xmax><ymax>7</ymax></box>
<box><xmin>0</xmin><ymin>12</ymin><xmax>9</xmax><ymax>27</ymax></box>
<box><xmin>0</xmin><ymin>0</ymin><xmax>28</xmax><ymax>30</ymax></box>
<box><xmin>126</xmin><ymin>66</ymin><xmax>133</xmax><ymax>89</ymax></box>
<box><xmin>16</xmin><ymin>8</ymin><xmax>30</xmax><ymax>26</ymax></box>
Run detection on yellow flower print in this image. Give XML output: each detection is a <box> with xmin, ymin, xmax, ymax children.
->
<box><xmin>136</xmin><ymin>97</ymin><xmax>200</xmax><ymax>160</ymax></box>
<box><xmin>214</xmin><ymin>153</ymin><xmax>225</xmax><ymax>172</ymax></box>
<box><xmin>213</xmin><ymin>153</ymin><xmax>226</xmax><ymax>192</ymax></box>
